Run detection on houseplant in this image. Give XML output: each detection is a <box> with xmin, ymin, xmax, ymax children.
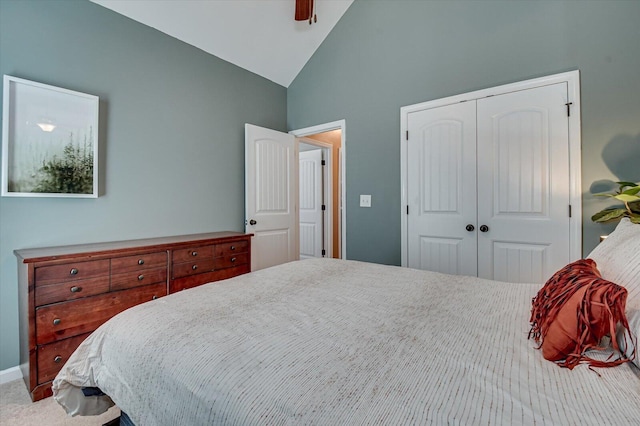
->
<box><xmin>591</xmin><ymin>181</ymin><xmax>640</xmax><ymax>224</ymax></box>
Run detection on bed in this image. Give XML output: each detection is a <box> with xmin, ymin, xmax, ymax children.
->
<box><xmin>53</xmin><ymin>220</ymin><xmax>640</xmax><ymax>425</ymax></box>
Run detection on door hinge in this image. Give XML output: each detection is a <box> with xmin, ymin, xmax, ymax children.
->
<box><xmin>565</xmin><ymin>102</ymin><xmax>573</xmax><ymax>117</ymax></box>
<box><xmin>406</xmin><ymin>130</ymin><xmax>409</xmax><ymax>140</ymax></box>
<box><xmin>322</xmin><ymin>249</ymin><xmax>326</xmax><ymax>256</ymax></box>
<box><xmin>321</xmin><ymin>160</ymin><xmax>326</xmax><ymax>166</ymax></box>
<box><xmin>569</xmin><ymin>204</ymin><xmax>572</xmax><ymax>217</ymax></box>
<box><xmin>321</xmin><ymin>205</ymin><xmax>326</xmax><ymax>211</ymax></box>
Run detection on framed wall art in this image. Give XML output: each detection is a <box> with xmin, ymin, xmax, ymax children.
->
<box><xmin>2</xmin><ymin>75</ymin><xmax>99</xmax><ymax>198</ymax></box>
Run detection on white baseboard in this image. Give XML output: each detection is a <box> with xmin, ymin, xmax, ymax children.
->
<box><xmin>0</xmin><ymin>366</ymin><xmax>23</xmax><ymax>385</ymax></box>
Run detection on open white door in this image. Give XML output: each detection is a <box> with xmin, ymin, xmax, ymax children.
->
<box><xmin>299</xmin><ymin>149</ymin><xmax>324</xmax><ymax>259</ymax></box>
<box><xmin>245</xmin><ymin>124</ymin><xmax>298</xmax><ymax>271</ymax></box>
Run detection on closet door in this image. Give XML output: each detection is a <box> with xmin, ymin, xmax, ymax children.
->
<box><xmin>476</xmin><ymin>83</ymin><xmax>570</xmax><ymax>282</ymax></box>
<box><xmin>406</xmin><ymin>102</ymin><xmax>477</xmax><ymax>276</ymax></box>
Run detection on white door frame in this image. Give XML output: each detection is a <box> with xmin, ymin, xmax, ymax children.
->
<box><xmin>290</xmin><ymin>120</ymin><xmax>347</xmax><ymax>259</ymax></box>
<box><xmin>400</xmin><ymin>70</ymin><xmax>582</xmax><ymax>267</ymax></box>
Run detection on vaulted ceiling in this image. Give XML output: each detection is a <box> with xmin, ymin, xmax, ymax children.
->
<box><xmin>90</xmin><ymin>0</ymin><xmax>354</xmax><ymax>87</ymax></box>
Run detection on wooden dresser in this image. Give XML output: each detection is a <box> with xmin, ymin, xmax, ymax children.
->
<box><xmin>15</xmin><ymin>231</ymin><xmax>252</xmax><ymax>401</ymax></box>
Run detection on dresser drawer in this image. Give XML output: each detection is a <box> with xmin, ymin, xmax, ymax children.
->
<box><xmin>172</xmin><ymin>259</ymin><xmax>216</xmax><ymax>279</ymax></box>
<box><xmin>172</xmin><ymin>245</ymin><xmax>215</xmax><ymax>263</ymax></box>
<box><xmin>35</xmin><ymin>283</ymin><xmax>166</xmax><ymax>345</ymax></box>
<box><xmin>35</xmin><ymin>259</ymin><xmax>110</xmax><ymax>287</ymax></box>
<box><xmin>170</xmin><ymin>264</ymin><xmax>251</xmax><ymax>293</ymax></box>
<box><xmin>37</xmin><ymin>333</ymin><xmax>90</xmax><ymax>384</ymax></box>
<box><xmin>111</xmin><ymin>267</ymin><xmax>167</xmax><ymax>291</ymax></box>
<box><xmin>35</xmin><ymin>277</ymin><xmax>110</xmax><ymax>306</ymax></box>
<box><xmin>215</xmin><ymin>240</ymin><xmax>248</xmax><ymax>256</ymax></box>
<box><xmin>214</xmin><ymin>253</ymin><xmax>249</xmax><ymax>269</ymax></box>
<box><xmin>111</xmin><ymin>251</ymin><xmax>167</xmax><ymax>273</ymax></box>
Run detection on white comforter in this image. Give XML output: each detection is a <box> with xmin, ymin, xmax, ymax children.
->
<box><xmin>53</xmin><ymin>258</ymin><xmax>640</xmax><ymax>425</ymax></box>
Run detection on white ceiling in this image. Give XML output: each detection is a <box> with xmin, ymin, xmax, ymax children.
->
<box><xmin>90</xmin><ymin>0</ymin><xmax>354</xmax><ymax>87</ymax></box>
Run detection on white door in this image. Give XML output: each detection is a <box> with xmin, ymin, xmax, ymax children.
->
<box><xmin>245</xmin><ymin>124</ymin><xmax>298</xmax><ymax>271</ymax></box>
<box><xmin>299</xmin><ymin>149</ymin><xmax>324</xmax><ymax>259</ymax></box>
<box><xmin>407</xmin><ymin>102</ymin><xmax>478</xmax><ymax>275</ymax></box>
<box><xmin>407</xmin><ymin>84</ymin><xmax>571</xmax><ymax>283</ymax></box>
<box><xmin>476</xmin><ymin>83</ymin><xmax>570</xmax><ymax>282</ymax></box>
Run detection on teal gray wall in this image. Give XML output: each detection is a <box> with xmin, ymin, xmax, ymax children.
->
<box><xmin>288</xmin><ymin>0</ymin><xmax>640</xmax><ymax>265</ymax></box>
<box><xmin>2</xmin><ymin>0</ymin><xmax>639</xmax><ymax>373</ymax></box>
<box><xmin>0</xmin><ymin>0</ymin><xmax>286</xmax><ymax>370</ymax></box>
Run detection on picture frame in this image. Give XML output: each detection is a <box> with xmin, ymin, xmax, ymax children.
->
<box><xmin>2</xmin><ymin>75</ymin><xmax>99</xmax><ymax>198</ymax></box>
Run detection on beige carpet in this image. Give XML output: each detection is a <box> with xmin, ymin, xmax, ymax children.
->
<box><xmin>0</xmin><ymin>379</ymin><xmax>120</xmax><ymax>426</ymax></box>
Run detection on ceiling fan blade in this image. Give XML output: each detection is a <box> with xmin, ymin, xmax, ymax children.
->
<box><xmin>294</xmin><ymin>0</ymin><xmax>314</xmax><ymax>22</ymax></box>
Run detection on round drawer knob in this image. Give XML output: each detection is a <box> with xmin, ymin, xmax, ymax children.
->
<box><xmin>138</xmin><ymin>259</ymin><xmax>145</xmax><ymax>265</ymax></box>
<box><xmin>53</xmin><ymin>318</ymin><xmax>61</xmax><ymax>326</ymax></box>
<box><xmin>70</xmin><ymin>268</ymin><xmax>78</xmax><ymax>275</ymax></box>
<box><xmin>480</xmin><ymin>225</ymin><xmax>489</xmax><ymax>233</ymax></box>
<box><xmin>230</xmin><ymin>246</ymin><xmax>236</xmax><ymax>251</ymax></box>
<box><xmin>70</xmin><ymin>286</ymin><xmax>81</xmax><ymax>293</ymax></box>
<box><xmin>138</xmin><ymin>274</ymin><xmax>144</xmax><ymax>281</ymax></box>
<box><xmin>192</xmin><ymin>264</ymin><xmax>198</xmax><ymax>270</ymax></box>
<box><xmin>230</xmin><ymin>257</ymin><xmax>236</xmax><ymax>263</ymax></box>
<box><xmin>191</xmin><ymin>251</ymin><xmax>198</xmax><ymax>257</ymax></box>
<box><xmin>152</xmin><ymin>295</ymin><xmax>158</xmax><ymax>300</ymax></box>
<box><xmin>54</xmin><ymin>355</ymin><xmax>63</xmax><ymax>363</ymax></box>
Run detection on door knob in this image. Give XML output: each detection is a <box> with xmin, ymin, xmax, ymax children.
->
<box><xmin>465</xmin><ymin>224</ymin><xmax>475</xmax><ymax>232</ymax></box>
<box><xmin>249</xmin><ymin>219</ymin><xmax>257</xmax><ymax>225</ymax></box>
<box><xmin>480</xmin><ymin>225</ymin><xmax>489</xmax><ymax>232</ymax></box>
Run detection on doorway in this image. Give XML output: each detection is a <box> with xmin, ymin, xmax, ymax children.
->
<box><xmin>299</xmin><ymin>144</ymin><xmax>327</xmax><ymax>259</ymax></box>
<box><xmin>245</xmin><ymin>121</ymin><xmax>346</xmax><ymax>271</ymax></box>
<box><xmin>291</xmin><ymin>120</ymin><xmax>346</xmax><ymax>260</ymax></box>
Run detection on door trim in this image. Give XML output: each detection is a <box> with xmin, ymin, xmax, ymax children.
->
<box><xmin>400</xmin><ymin>71</ymin><xmax>582</xmax><ymax>267</ymax></box>
<box><xmin>290</xmin><ymin>120</ymin><xmax>347</xmax><ymax>259</ymax></box>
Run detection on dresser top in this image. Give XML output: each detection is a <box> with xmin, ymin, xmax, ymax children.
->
<box><xmin>15</xmin><ymin>231</ymin><xmax>252</xmax><ymax>263</ymax></box>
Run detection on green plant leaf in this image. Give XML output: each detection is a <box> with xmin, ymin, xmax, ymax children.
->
<box><xmin>591</xmin><ymin>208</ymin><xmax>627</xmax><ymax>223</ymax></box>
<box><xmin>613</xmin><ymin>193</ymin><xmax>640</xmax><ymax>203</ymax></box>
<box><xmin>591</xmin><ymin>181</ymin><xmax>640</xmax><ymax>223</ymax></box>
<box><xmin>620</xmin><ymin>186</ymin><xmax>640</xmax><ymax>196</ymax></box>
<box><xmin>616</xmin><ymin>181</ymin><xmax>639</xmax><ymax>189</ymax></box>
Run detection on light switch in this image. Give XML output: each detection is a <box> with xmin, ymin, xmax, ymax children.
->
<box><xmin>360</xmin><ymin>194</ymin><xmax>372</xmax><ymax>207</ymax></box>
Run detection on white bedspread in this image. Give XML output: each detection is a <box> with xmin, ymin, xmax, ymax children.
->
<box><xmin>53</xmin><ymin>258</ymin><xmax>640</xmax><ymax>425</ymax></box>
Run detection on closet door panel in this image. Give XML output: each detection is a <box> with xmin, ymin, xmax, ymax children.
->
<box><xmin>477</xmin><ymin>83</ymin><xmax>570</xmax><ymax>283</ymax></box>
<box><xmin>407</xmin><ymin>102</ymin><xmax>477</xmax><ymax>276</ymax></box>
<box><xmin>492</xmin><ymin>242</ymin><xmax>547</xmax><ymax>283</ymax></box>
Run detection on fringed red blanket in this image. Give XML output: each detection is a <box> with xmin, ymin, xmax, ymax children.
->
<box><xmin>529</xmin><ymin>258</ymin><xmax>635</xmax><ymax>369</ymax></box>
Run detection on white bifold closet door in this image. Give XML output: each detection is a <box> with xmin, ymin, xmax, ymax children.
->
<box><xmin>407</xmin><ymin>101</ymin><xmax>478</xmax><ymax>277</ymax></box>
<box><xmin>407</xmin><ymin>83</ymin><xmax>570</xmax><ymax>283</ymax></box>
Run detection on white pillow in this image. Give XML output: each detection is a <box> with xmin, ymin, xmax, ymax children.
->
<box><xmin>587</xmin><ymin>218</ymin><xmax>640</xmax><ymax>310</ymax></box>
<box><xmin>617</xmin><ymin>308</ymin><xmax>639</xmax><ymax>369</ymax></box>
